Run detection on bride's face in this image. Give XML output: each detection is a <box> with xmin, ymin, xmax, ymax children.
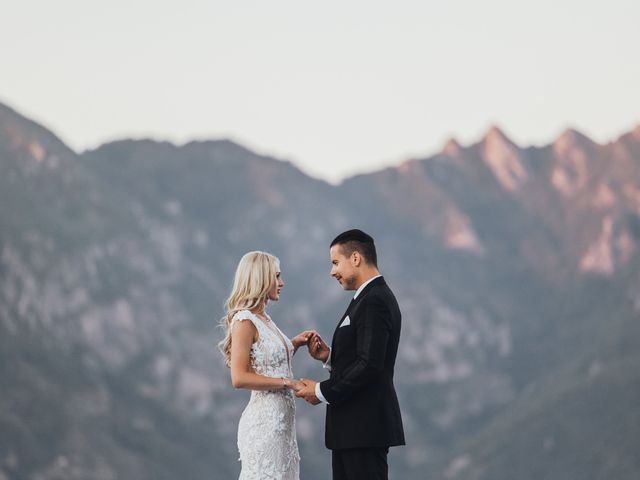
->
<box><xmin>267</xmin><ymin>271</ymin><xmax>284</xmax><ymax>301</ymax></box>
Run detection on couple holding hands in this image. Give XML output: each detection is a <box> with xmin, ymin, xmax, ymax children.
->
<box><xmin>219</xmin><ymin>229</ymin><xmax>405</xmax><ymax>480</ymax></box>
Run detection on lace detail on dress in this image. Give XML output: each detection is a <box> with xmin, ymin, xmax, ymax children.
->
<box><xmin>231</xmin><ymin>310</ymin><xmax>299</xmax><ymax>480</ymax></box>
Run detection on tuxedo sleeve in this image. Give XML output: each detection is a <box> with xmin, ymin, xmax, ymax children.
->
<box><xmin>319</xmin><ymin>294</ymin><xmax>391</xmax><ymax>405</ymax></box>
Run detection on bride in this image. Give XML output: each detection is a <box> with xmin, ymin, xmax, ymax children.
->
<box><xmin>219</xmin><ymin>251</ymin><xmax>314</xmax><ymax>480</ymax></box>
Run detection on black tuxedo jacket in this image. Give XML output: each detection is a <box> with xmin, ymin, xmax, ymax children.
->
<box><xmin>319</xmin><ymin>276</ymin><xmax>405</xmax><ymax>450</ymax></box>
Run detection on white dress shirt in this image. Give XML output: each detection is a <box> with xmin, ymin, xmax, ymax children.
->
<box><xmin>315</xmin><ymin>275</ymin><xmax>382</xmax><ymax>404</ymax></box>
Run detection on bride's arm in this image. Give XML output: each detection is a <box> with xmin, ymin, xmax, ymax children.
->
<box><xmin>230</xmin><ymin>320</ymin><xmax>294</xmax><ymax>391</ymax></box>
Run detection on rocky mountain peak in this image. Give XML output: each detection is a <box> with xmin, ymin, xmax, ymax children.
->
<box><xmin>550</xmin><ymin>128</ymin><xmax>596</xmax><ymax>196</ymax></box>
<box><xmin>442</xmin><ymin>137</ymin><xmax>462</xmax><ymax>157</ymax></box>
<box><xmin>553</xmin><ymin>128</ymin><xmax>594</xmax><ymax>155</ymax></box>
<box><xmin>480</xmin><ymin>126</ymin><xmax>528</xmax><ymax>192</ymax></box>
<box><xmin>483</xmin><ymin>125</ymin><xmax>513</xmax><ymax>145</ymax></box>
<box><xmin>0</xmin><ymin>102</ymin><xmax>77</xmax><ymax>171</ymax></box>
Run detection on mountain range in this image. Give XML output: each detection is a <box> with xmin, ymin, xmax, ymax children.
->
<box><xmin>1</xmin><ymin>101</ymin><xmax>639</xmax><ymax>480</ymax></box>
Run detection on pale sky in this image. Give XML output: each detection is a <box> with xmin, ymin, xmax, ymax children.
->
<box><xmin>2</xmin><ymin>0</ymin><xmax>639</xmax><ymax>182</ymax></box>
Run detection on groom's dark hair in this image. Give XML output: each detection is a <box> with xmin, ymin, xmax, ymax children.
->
<box><xmin>330</xmin><ymin>229</ymin><xmax>378</xmax><ymax>267</ymax></box>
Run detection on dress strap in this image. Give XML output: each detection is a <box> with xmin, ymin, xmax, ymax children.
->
<box><xmin>232</xmin><ymin>310</ymin><xmax>260</xmax><ymax>328</ymax></box>
<box><xmin>232</xmin><ymin>309</ymin><xmax>253</xmax><ymax>322</ymax></box>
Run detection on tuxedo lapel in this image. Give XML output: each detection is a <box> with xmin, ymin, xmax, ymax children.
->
<box><xmin>331</xmin><ymin>277</ymin><xmax>385</xmax><ymax>336</ymax></box>
<box><xmin>335</xmin><ymin>297</ymin><xmax>355</xmax><ymax>329</ymax></box>
<box><xmin>329</xmin><ymin>277</ymin><xmax>386</xmax><ymax>359</ymax></box>
<box><xmin>330</xmin><ymin>297</ymin><xmax>355</xmax><ymax>358</ymax></box>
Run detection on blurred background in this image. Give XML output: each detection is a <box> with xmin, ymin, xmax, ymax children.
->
<box><xmin>1</xmin><ymin>1</ymin><xmax>640</xmax><ymax>479</ymax></box>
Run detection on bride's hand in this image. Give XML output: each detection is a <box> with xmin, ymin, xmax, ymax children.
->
<box><xmin>287</xmin><ymin>379</ymin><xmax>305</xmax><ymax>392</ymax></box>
<box><xmin>291</xmin><ymin>330</ymin><xmax>318</xmax><ymax>351</ymax></box>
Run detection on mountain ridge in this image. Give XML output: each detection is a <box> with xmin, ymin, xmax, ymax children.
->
<box><xmin>1</xmin><ymin>101</ymin><xmax>639</xmax><ymax>480</ymax></box>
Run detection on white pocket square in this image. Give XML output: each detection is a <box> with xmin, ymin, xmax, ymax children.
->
<box><xmin>340</xmin><ymin>315</ymin><xmax>351</xmax><ymax>327</ymax></box>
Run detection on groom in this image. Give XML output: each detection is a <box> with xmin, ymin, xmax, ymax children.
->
<box><xmin>296</xmin><ymin>229</ymin><xmax>405</xmax><ymax>480</ymax></box>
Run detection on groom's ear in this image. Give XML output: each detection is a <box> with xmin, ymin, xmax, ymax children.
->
<box><xmin>351</xmin><ymin>251</ymin><xmax>362</xmax><ymax>267</ymax></box>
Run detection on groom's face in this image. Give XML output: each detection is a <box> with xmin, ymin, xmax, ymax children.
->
<box><xmin>330</xmin><ymin>244</ymin><xmax>358</xmax><ymax>290</ymax></box>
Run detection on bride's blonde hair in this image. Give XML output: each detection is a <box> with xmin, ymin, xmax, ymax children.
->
<box><xmin>218</xmin><ymin>251</ymin><xmax>280</xmax><ymax>366</ymax></box>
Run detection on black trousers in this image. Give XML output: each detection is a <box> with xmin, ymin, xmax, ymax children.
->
<box><xmin>332</xmin><ymin>447</ymin><xmax>389</xmax><ymax>480</ymax></box>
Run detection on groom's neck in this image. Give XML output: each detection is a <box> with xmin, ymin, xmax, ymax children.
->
<box><xmin>354</xmin><ymin>268</ymin><xmax>380</xmax><ymax>290</ymax></box>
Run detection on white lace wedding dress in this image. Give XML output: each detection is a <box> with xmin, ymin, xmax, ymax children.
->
<box><xmin>232</xmin><ymin>310</ymin><xmax>300</xmax><ymax>480</ymax></box>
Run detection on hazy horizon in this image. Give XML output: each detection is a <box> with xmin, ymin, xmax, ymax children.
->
<box><xmin>3</xmin><ymin>0</ymin><xmax>639</xmax><ymax>182</ymax></box>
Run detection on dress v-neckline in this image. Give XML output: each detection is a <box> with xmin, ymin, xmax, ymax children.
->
<box><xmin>253</xmin><ymin>312</ymin><xmax>291</xmax><ymax>373</ymax></box>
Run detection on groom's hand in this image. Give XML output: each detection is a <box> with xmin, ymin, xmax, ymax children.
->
<box><xmin>295</xmin><ymin>379</ymin><xmax>321</xmax><ymax>405</ymax></box>
<box><xmin>307</xmin><ymin>333</ymin><xmax>330</xmax><ymax>363</ymax></box>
